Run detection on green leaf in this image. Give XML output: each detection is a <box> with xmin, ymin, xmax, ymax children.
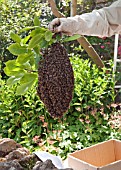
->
<box><xmin>20</xmin><ymin>62</ymin><xmax>31</xmax><ymax>70</ymax></box>
<box><xmin>28</xmin><ymin>33</ymin><xmax>43</xmax><ymax>49</ymax></box>
<box><xmin>34</xmin><ymin>54</ymin><xmax>41</xmax><ymax>69</ymax></box>
<box><xmin>16</xmin><ymin>83</ymin><xmax>29</xmax><ymax>95</ymax></box>
<box><xmin>54</xmin><ymin>33</ymin><xmax>62</xmax><ymax>41</ymax></box>
<box><xmin>10</xmin><ymin>32</ymin><xmax>21</xmax><ymax>43</ymax></box>
<box><xmin>39</xmin><ymin>39</ymin><xmax>48</xmax><ymax>48</ymax></box>
<box><xmin>33</xmin><ymin>45</ymin><xmax>40</xmax><ymax>54</ymax></box>
<box><xmin>20</xmin><ymin>26</ymin><xmax>37</xmax><ymax>32</ymax></box>
<box><xmin>21</xmin><ymin>35</ymin><xmax>31</xmax><ymax>44</ymax></box>
<box><xmin>5</xmin><ymin>60</ymin><xmax>19</xmax><ymax>69</ymax></box>
<box><xmin>16</xmin><ymin>53</ymin><xmax>33</xmax><ymax>64</ymax></box>
<box><xmin>34</xmin><ymin>15</ymin><xmax>40</xmax><ymax>26</ymax></box>
<box><xmin>63</xmin><ymin>34</ymin><xmax>81</xmax><ymax>42</ymax></box>
<box><xmin>4</xmin><ymin>60</ymin><xmax>27</xmax><ymax>77</ymax></box>
<box><xmin>30</xmin><ymin>29</ymin><xmax>41</xmax><ymax>37</ymax></box>
<box><xmin>45</xmin><ymin>30</ymin><xmax>52</xmax><ymax>42</ymax></box>
<box><xmin>6</xmin><ymin>76</ymin><xmax>22</xmax><ymax>86</ymax></box>
<box><xmin>16</xmin><ymin>80</ymin><xmax>35</xmax><ymax>95</ymax></box>
<box><xmin>4</xmin><ymin>67</ymin><xmax>25</xmax><ymax>76</ymax></box>
<box><xmin>30</xmin><ymin>28</ymin><xmax>47</xmax><ymax>37</ymax></box>
<box><xmin>4</xmin><ymin>60</ymin><xmax>24</xmax><ymax>74</ymax></box>
<box><xmin>20</xmin><ymin>73</ymin><xmax>37</xmax><ymax>84</ymax></box>
<box><xmin>29</xmin><ymin>55</ymin><xmax>35</xmax><ymax>67</ymax></box>
<box><xmin>8</xmin><ymin>43</ymin><xmax>28</xmax><ymax>56</ymax></box>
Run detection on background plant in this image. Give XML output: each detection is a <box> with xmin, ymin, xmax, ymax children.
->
<box><xmin>1</xmin><ymin>0</ymin><xmax>121</xmax><ymax>161</ymax></box>
<box><xmin>1</xmin><ymin>56</ymin><xmax>119</xmax><ymax>159</ymax></box>
<box><xmin>3</xmin><ymin>16</ymin><xmax>81</xmax><ymax>95</ymax></box>
<box><xmin>0</xmin><ymin>0</ymin><xmax>52</xmax><ymax>78</ymax></box>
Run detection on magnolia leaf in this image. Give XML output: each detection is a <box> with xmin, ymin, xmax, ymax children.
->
<box><xmin>20</xmin><ymin>62</ymin><xmax>31</xmax><ymax>70</ymax></box>
<box><xmin>34</xmin><ymin>15</ymin><xmax>40</xmax><ymax>26</ymax></box>
<box><xmin>73</xmin><ymin>103</ymin><xmax>82</xmax><ymax>106</ymax></box>
<box><xmin>4</xmin><ymin>60</ymin><xmax>25</xmax><ymax>76</ymax></box>
<box><xmin>63</xmin><ymin>34</ymin><xmax>81</xmax><ymax>42</ymax></box>
<box><xmin>16</xmin><ymin>81</ymin><xmax>35</xmax><ymax>95</ymax></box>
<box><xmin>5</xmin><ymin>60</ymin><xmax>27</xmax><ymax>72</ymax></box>
<box><xmin>4</xmin><ymin>67</ymin><xmax>13</xmax><ymax>76</ymax></box>
<box><xmin>30</xmin><ymin>29</ymin><xmax>41</xmax><ymax>37</ymax></box>
<box><xmin>6</xmin><ymin>76</ymin><xmax>22</xmax><ymax>86</ymax></box>
<box><xmin>33</xmin><ymin>45</ymin><xmax>40</xmax><ymax>54</ymax></box>
<box><xmin>4</xmin><ymin>67</ymin><xmax>25</xmax><ymax>76</ymax></box>
<box><xmin>45</xmin><ymin>30</ymin><xmax>52</xmax><ymax>42</ymax></box>
<box><xmin>20</xmin><ymin>26</ymin><xmax>37</xmax><ymax>32</ymax></box>
<box><xmin>39</xmin><ymin>39</ymin><xmax>48</xmax><ymax>48</ymax></box>
<box><xmin>25</xmin><ymin>62</ymin><xmax>32</xmax><ymax>69</ymax></box>
<box><xmin>21</xmin><ymin>35</ymin><xmax>31</xmax><ymax>44</ymax></box>
<box><xmin>29</xmin><ymin>55</ymin><xmax>35</xmax><ymax>67</ymax></box>
<box><xmin>10</xmin><ymin>67</ymin><xmax>23</xmax><ymax>71</ymax></box>
<box><xmin>5</xmin><ymin>60</ymin><xmax>22</xmax><ymax>73</ymax></box>
<box><xmin>30</xmin><ymin>28</ymin><xmax>47</xmax><ymax>37</ymax></box>
<box><xmin>28</xmin><ymin>33</ymin><xmax>42</xmax><ymax>49</ymax></box>
<box><xmin>20</xmin><ymin>73</ymin><xmax>37</xmax><ymax>84</ymax></box>
<box><xmin>16</xmin><ymin>53</ymin><xmax>33</xmax><ymax>64</ymax></box>
<box><xmin>8</xmin><ymin>43</ymin><xmax>28</xmax><ymax>56</ymax></box>
<box><xmin>35</xmin><ymin>54</ymin><xmax>41</xmax><ymax>69</ymax></box>
<box><xmin>5</xmin><ymin>60</ymin><xmax>19</xmax><ymax>69</ymax></box>
<box><xmin>10</xmin><ymin>32</ymin><xmax>21</xmax><ymax>43</ymax></box>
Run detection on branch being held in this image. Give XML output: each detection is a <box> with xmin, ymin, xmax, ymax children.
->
<box><xmin>48</xmin><ymin>0</ymin><xmax>105</xmax><ymax>68</ymax></box>
<box><xmin>48</xmin><ymin>0</ymin><xmax>65</xmax><ymax>18</ymax></box>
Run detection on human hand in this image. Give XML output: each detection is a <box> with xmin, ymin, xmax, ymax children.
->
<box><xmin>49</xmin><ymin>18</ymin><xmax>61</xmax><ymax>32</ymax></box>
<box><xmin>49</xmin><ymin>18</ymin><xmax>73</xmax><ymax>36</ymax></box>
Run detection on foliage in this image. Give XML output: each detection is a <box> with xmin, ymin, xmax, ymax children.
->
<box><xmin>0</xmin><ymin>0</ymin><xmax>52</xmax><ymax>78</ymax></box>
<box><xmin>1</xmin><ymin>56</ymin><xmax>118</xmax><ymax>159</ymax></box>
<box><xmin>3</xmin><ymin>14</ymin><xmax>81</xmax><ymax>95</ymax></box>
<box><xmin>0</xmin><ymin>0</ymin><xmax>115</xmax><ymax>79</ymax></box>
<box><xmin>0</xmin><ymin>78</ymin><xmax>45</xmax><ymax>147</ymax></box>
<box><xmin>1</xmin><ymin>0</ymin><xmax>120</xmax><ymax>161</ymax></box>
<box><xmin>70</xmin><ymin>56</ymin><xmax>115</xmax><ymax>109</ymax></box>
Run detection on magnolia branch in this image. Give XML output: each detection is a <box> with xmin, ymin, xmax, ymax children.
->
<box><xmin>48</xmin><ymin>0</ymin><xmax>104</xmax><ymax>68</ymax></box>
<box><xmin>48</xmin><ymin>0</ymin><xmax>65</xmax><ymax>18</ymax></box>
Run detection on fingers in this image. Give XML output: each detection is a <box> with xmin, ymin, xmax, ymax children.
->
<box><xmin>49</xmin><ymin>18</ymin><xmax>60</xmax><ymax>32</ymax></box>
<box><xmin>54</xmin><ymin>25</ymin><xmax>62</xmax><ymax>33</ymax></box>
<box><xmin>49</xmin><ymin>18</ymin><xmax>72</xmax><ymax>36</ymax></box>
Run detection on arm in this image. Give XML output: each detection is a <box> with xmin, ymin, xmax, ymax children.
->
<box><xmin>49</xmin><ymin>0</ymin><xmax>121</xmax><ymax>37</ymax></box>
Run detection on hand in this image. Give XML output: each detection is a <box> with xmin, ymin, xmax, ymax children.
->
<box><xmin>49</xmin><ymin>18</ymin><xmax>61</xmax><ymax>32</ymax></box>
<box><xmin>49</xmin><ymin>18</ymin><xmax>73</xmax><ymax>36</ymax></box>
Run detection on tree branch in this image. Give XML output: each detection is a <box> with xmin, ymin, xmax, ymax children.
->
<box><xmin>77</xmin><ymin>37</ymin><xmax>104</xmax><ymax>68</ymax></box>
<box><xmin>48</xmin><ymin>0</ymin><xmax>65</xmax><ymax>18</ymax></box>
<box><xmin>48</xmin><ymin>0</ymin><xmax>105</xmax><ymax>68</ymax></box>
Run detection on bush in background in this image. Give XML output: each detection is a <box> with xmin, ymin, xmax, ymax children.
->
<box><xmin>0</xmin><ymin>0</ymin><xmax>52</xmax><ymax>78</ymax></box>
<box><xmin>1</xmin><ymin>0</ymin><xmax>120</xmax><ymax>160</ymax></box>
<box><xmin>1</xmin><ymin>56</ymin><xmax>119</xmax><ymax>159</ymax></box>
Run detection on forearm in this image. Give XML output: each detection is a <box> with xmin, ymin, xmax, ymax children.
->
<box><xmin>60</xmin><ymin>0</ymin><xmax>121</xmax><ymax>37</ymax></box>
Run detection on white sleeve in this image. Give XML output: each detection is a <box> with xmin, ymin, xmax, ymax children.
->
<box><xmin>60</xmin><ymin>0</ymin><xmax>121</xmax><ymax>37</ymax></box>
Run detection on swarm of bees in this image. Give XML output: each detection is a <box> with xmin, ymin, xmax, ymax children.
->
<box><xmin>37</xmin><ymin>43</ymin><xmax>74</xmax><ymax>118</ymax></box>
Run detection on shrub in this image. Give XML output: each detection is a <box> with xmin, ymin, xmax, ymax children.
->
<box><xmin>47</xmin><ymin>56</ymin><xmax>116</xmax><ymax>159</ymax></box>
<box><xmin>0</xmin><ymin>56</ymin><xmax>116</xmax><ymax>158</ymax></box>
<box><xmin>0</xmin><ymin>0</ymin><xmax>52</xmax><ymax>78</ymax></box>
<box><xmin>70</xmin><ymin>56</ymin><xmax>115</xmax><ymax>110</ymax></box>
<box><xmin>0</xmin><ymin>0</ymin><xmax>119</xmax><ymax>160</ymax></box>
<box><xmin>0</xmin><ymin>79</ymin><xmax>46</xmax><ymax>147</ymax></box>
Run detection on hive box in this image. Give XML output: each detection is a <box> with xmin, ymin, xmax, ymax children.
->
<box><xmin>68</xmin><ymin>139</ymin><xmax>121</xmax><ymax>170</ymax></box>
